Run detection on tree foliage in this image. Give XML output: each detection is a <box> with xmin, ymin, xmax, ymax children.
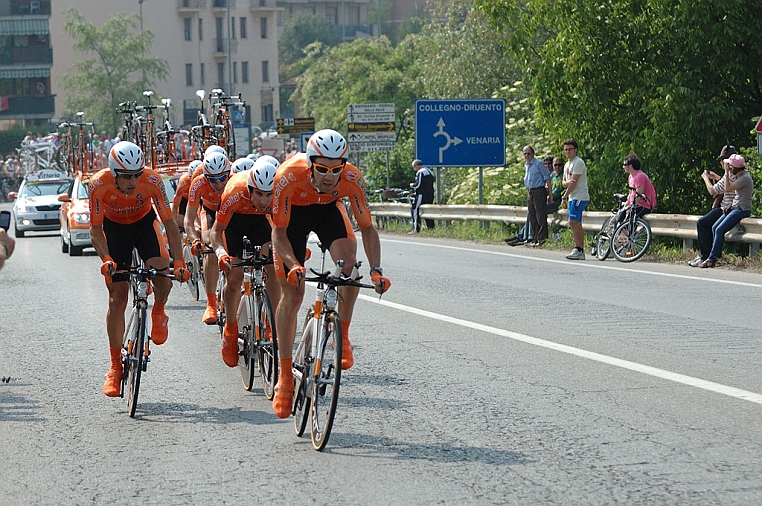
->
<box><xmin>61</xmin><ymin>9</ymin><xmax>168</xmax><ymax>136</ymax></box>
<box><xmin>474</xmin><ymin>0</ymin><xmax>762</xmax><ymax>213</ymax></box>
<box><xmin>278</xmin><ymin>13</ymin><xmax>341</xmax><ymax>77</ymax></box>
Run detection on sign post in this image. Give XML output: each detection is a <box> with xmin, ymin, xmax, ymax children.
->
<box><xmin>346</xmin><ymin>103</ymin><xmax>396</xmax><ymax>153</ymax></box>
<box><xmin>276</xmin><ymin>117</ymin><xmax>315</xmax><ymax>136</ymax></box>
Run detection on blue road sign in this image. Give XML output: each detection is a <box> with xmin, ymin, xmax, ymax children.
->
<box><xmin>415</xmin><ymin>99</ymin><xmax>506</xmax><ymax>167</ymax></box>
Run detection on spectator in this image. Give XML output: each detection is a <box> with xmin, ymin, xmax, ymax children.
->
<box><xmin>0</xmin><ymin>228</ymin><xmax>15</xmax><ymax>271</ymax></box>
<box><xmin>548</xmin><ymin>156</ymin><xmax>564</xmax><ymax>214</ymax></box>
<box><xmin>521</xmin><ymin>146</ymin><xmax>553</xmax><ymax>247</ymax></box>
<box><xmin>409</xmin><ymin>159</ymin><xmax>435</xmax><ymax>234</ymax></box>
<box><xmin>699</xmin><ymin>154</ymin><xmax>753</xmax><ymax>268</ymax></box>
<box><xmin>505</xmin><ymin>154</ymin><xmax>563</xmax><ymax>246</ymax></box>
<box><xmin>622</xmin><ymin>153</ymin><xmax>657</xmax><ymax>218</ymax></box>
<box><xmin>689</xmin><ymin>145</ymin><xmax>736</xmax><ymax>267</ymax></box>
<box><xmin>562</xmin><ymin>139</ymin><xmax>589</xmax><ymax>260</ymax></box>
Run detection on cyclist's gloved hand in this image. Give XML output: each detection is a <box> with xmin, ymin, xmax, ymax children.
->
<box><xmin>174</xmin><ymin>263</ymin><xmax>191</xmax><ymax>283</ymax></box>
<box><xmin>100</xmin><ymin>255</ymin><xmax>116</xmax><ymax>278</ymax></box>
<box><xmin>304</xmin><ymin>248</ymin><xmax>311</xmax><ymax>261</ymax></box>
<box><xmin>287</xmin><ymin>264</ymin><xmax>306</xmax><ymax>286</ymax></box>
<box><xmin>191</xmin><ymin>239</ymin><xmax>203</xmax><ymax>256</ymax></box>
<box><xmin>370</xmin><ymin>270</ymin><xmax>391</xmax><ymax>294</ymax></box>
<box><xmin>218</xmin><ymin>254</ymin><xmax>232</xmax><ymax>273</ymax></box>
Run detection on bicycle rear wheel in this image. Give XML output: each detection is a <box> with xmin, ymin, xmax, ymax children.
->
<box><xmin>183</xmin><ymin>244</ymin><xmax>200</xmax><ymax>300</ymax></box>
<box><xmin>612</xmin><ymin>218</ymin><xmax>652</xmax><ymax>262</ymax></box>
<box><xmin>216</xmin><ymin>272</ymin><xmax>226</xmax><ymax>337</ymax></box>
<box><xmin>237</xmin><ymin>295</ymin><xmax>257</xmax><ymax>391</ymax></box>
<box><xmin>293</xmin><ymin>313</ymin><xmax>313</xmax><ymax>437</ymax></box>
<box><xmin>595</xmin><ymin>216</ymin><xmax>616</xmax><ymax>261</ymax></box>
<box><xmin>310</xmin><ymin>312</ymin><xmax>342</xmax><ymax>451</ymax></box>
<box><xmin>256</xmin><ymin>289</ymin><xmax>279</xmax><ymax>399</ymax></box>
<box><xmin>124</xmin><ymin>304</ymin><xmax>146</xmax><ymax>418</ymax></box>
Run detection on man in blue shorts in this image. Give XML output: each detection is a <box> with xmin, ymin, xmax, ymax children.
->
<box><xmin>561</xmin><ymin>139</ymin><xmax>589</xmax><ymax>260</ymax></box>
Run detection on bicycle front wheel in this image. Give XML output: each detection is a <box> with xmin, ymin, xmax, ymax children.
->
<box><xmin>183</xmin><ymin>244</ymin><xmax>200</xmax><ymax>300</ymax></box>
<box><xmin>256</xmin><ymin>289</ymin><xmax>278</xmax><ymax>399</ymax></box>
<box><xmin>310</xmin><ymin>312</ymin><xmax>342</xmax><ymax>451</ymax></box>
<box><xmin>612</xmin><ymin>218</ymin><xmax>652</xmax><ymax>262</ymax></box>
<box><xmin>237</xmin><ymin>295</ymin><xmax>257</xmax><ymax>391</ymax></box>
<box><xmin>216</xmin><ymin>273</ymin><xmax>226</xmax><ymax>337</ymax></box>
<box><xmin>293</xmin><ymin>311</ymin><xmax>313</xmax><ymax>437</ymax></box>
<box><xmin>124</xmin><ymin>304</ymin><xmax>146</xmax><ymax>418</ymax></box>
<box><xmin>595</xmin><ymin>216</ymin><xmax>616</xmax><ymax>261</ymax></box>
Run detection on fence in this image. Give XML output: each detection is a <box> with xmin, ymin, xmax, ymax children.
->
<box><xmin>368</xmin><ymin>203</ymin><xmax>762</xmax><ymax>256</ymax></box>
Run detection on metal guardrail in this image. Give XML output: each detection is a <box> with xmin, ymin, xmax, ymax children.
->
<box><xmin>368</xmin><ymin>203</ymin><xmax>762</xmax><ymax>254</ymax></box>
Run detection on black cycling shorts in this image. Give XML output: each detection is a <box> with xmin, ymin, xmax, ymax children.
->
<box><xmin>286</xmin><ymin>202</ymin><xmax>354</xmax><ymax>265</ymax></box>
<box><xmin>224</xmin><ymin>213</ymin><xmax>272</xmax><ymax>258</ymax></box>
<box><xmin>103</xmin><ymin>209</ymin><xmax>168</xmax><ymax>283</ymax></box>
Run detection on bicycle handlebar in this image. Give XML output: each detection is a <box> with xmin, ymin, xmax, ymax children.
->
<box><xmin>114</xmin><ymin>266</ymin><xmax>178</xmax><ymax>281</ymax></box>
<box><xmin>305</xmin><ymin>268</ymin><xmax>374</xmax><ymax>289</ymax></box>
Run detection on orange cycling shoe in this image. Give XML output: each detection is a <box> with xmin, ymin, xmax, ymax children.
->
<box><xmin>340</xmin><ymin>321</ymin><xmax>354</xmax><ymax>370</ymax></box>
<box><xmin>202</xmin><ymin>304</ymin><xmax>217</xmax><ymax>325</ymax></box>
<box><xmin>151</xmin><ymin>311</ymin><xmax>169</xmax><ymax>345</ymax></box>
<box><xmin>103</xmin><ymin>367</ymin><xmax>122</xmax><ymax>397</ymax></box>
<box><xmin>221</xmin><ymin>322</ymin><xmax>239</xmax><ymax>367</ymax></box>
<box><xmin>272</xmin><ymin>374</ymin><xmax>294</xmax><ymax>419</ymax></box>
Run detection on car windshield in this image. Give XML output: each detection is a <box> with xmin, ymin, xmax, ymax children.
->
<box><xmin>21</xmin><ymin>181</ymin><xmax>71</xmax><ymax>197</ymax></box>
<box><xmin>163</xmin><ymin>178</ymin><xmax>176</xmax><ymax>203</ymax></box>
<box><xmin>75</xmin><ymin>179</ymin><xmax>89</xmax><ymax>199</ymax></box>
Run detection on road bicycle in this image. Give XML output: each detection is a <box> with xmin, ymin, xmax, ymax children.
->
<box><xmin>17</xmin><ymin>138</ymin><xmax>57</xmax><ymax>173</ymax></box>
<box><xmin>135</xmin><ymin>91</ymin><xmax>159</xmax><ymax>169</ymax></box>
<box><xmin>209</xmin><ymin>89</ymin><xmax>245</xmax><ymax>159</ymax></box>
<box><xmin>117</xmin><ymin>265</ymin><xmax>178</xmax><ymax>418</ymax></box>
<box><xmin>292</xmin><ymin>245</ymin><xmax>375</xmax><ymax>451</ymax></box>
<box><xmin>229</xmin><ymin>238</ymin><xmax>278</xmax><ymax>397</ymax></box>
<box><xmin>182</xmin><ymin>235</ymin><xmax>205</xmax><ymax>301</ymax></box>
<box><xmin>592</xmin><ymin>189</ymin><xmax>653</xmax><ymax>262</ymax></box>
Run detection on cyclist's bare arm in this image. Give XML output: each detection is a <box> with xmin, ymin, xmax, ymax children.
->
<box><xmin>162</xmin><ymin>217</ymin><xmax>185</xmax><ymax>264</ymax></box>
<box><xmin>184</xmin><ymin>204</ymin><xmax>201</xmax><ymax>243</ymax></box>
<box><xmin>272</xmin><ymin>225</ymin><xmax>299</xmax><ymax>269</ymax></box>
<box><xmin>90</xmin><ymin>223</ymin><xmax>110</xmax><ymax>260</ymax></box>
<box><xmin>210</xmin><ymin>220</ymin><xmax>226</xmax><ymax>255</ymax></box>
<box><xmin>358</xmin><ymin>223</ymin><xmax>382</xmax><ymax>270</ymax></box>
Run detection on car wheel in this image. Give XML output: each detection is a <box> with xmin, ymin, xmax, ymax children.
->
<box><xmin>61</xmin><ymin>233</ymin><xmax>69</xmax><ymax>253</ymax></box>
<box><xmin>69</xmin><ymin>245</ymin><xmax>83</xmax><ymax>256</ymax></box>
<box><xmin>15</xmin><ymin>229</ymin><xmax>25</xmax><ymax>238</ymax></box>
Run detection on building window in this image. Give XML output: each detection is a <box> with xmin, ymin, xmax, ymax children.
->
<box><xmin>184</xmin><ymin>18</ymin><xmax>192</xmax><ymax>41</ymax></box>
<box><xmin>201</xmin><ymin>63</ymin><xmax>206</xmax><ymax>86</ymax></box>
<box><xmin>260</xmin><ymin>0</ymin><xmax>266</xmax><ymax>6</ymax></box>
<box><xmin>241</xmin><ymin>61</ymin><xmax>249</xmax><ymax>83</ymax></box>
<box><xmin>233</xmin><ymin>62</ymin><xmax>238</xmax><ymax>84</ymax></box>
<box><xmin>240</xmin><ymin>17</ymin><xmax>247</xmax><ymax>39</ymax></box>
<box><xmin>186</xmin><ymin>63</ymin><xmax>193</xmax><ymax>86</ymax></box>
<box><xmin>198</xmin><ymin>18</ymin><xmax>204</xmax><ymax>41</ymax></box>
<box><xmin>217</xmin><ymin>62</ymin><xmax>225</xmax><ymax>87</ymax></box>
<box><xmin>260</xmin><ymin>17</ymin><xmax>267</xmax><ymax>38</ymax></box>
<box><xmin>231</xmin><ymin>17</ymin><xmax>236</xmax><ymax>39</ymax></box>
<box><xmin>262</xmin><ymin>60</ymin><xmax>269</xmax><ymax>82</ymax></box>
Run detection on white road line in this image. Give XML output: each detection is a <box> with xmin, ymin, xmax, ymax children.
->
<box><xmin>382</xmin><ymin>238</ymin><xmax>762</xmax><ymax>288</ymax></box>
<box><xmin>358</xmin><ymin>294</ymin><xmax>762</xmax><ymax>406</ymax></box>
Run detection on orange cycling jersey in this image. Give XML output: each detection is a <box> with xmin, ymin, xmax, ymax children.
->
<box><xmin>88</xmin><ymin>168</ymin><xmax>173</xmax><ymax>226</ymax></box>
<box><xmin>188</xmin><ymin>173</ymin><xmax>222</xmax><ymax>212</ymax></box>
<box><xmin>216</xmin><ymin>171</ymin><xmax>270</xmax><ymax>227</ymax></box>
<box><xmin>172</xmin><ymin>173</ymin><xmax>191</xmax><ymax>210</ymax></box>
<box><xmin>271</xmin><ymin>153</ymin><xmax>372</xmax><ymax>229</ymax></box>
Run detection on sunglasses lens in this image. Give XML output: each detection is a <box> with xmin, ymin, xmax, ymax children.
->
<box><xmin>118</xmin><ymin>171</ymin><xmax>142</xmax><ymax>180</ymax></box>
<box><xmin>314</xmin><ymin>162</ymin><xmax>343</xmax><ymax>175</ymax></box>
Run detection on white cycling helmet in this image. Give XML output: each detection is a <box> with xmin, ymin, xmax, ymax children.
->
<box><xmin>306</xmin><ymin>129</ymin><xmax>348</xmax><ymax>167</ymax></box>
<box><xmin>187</xmin><ymin>159</ymin><xmax>203</xmax><ymax>178</ymax></box>
<box><xmin>231</xmin><ymin>157</ymin><xmax>255</xmax><ymax>174</ymax></box>
<box><xmin>246</xmin><ymin>153</ymin><xmax>260</xmax><ymax>161</ymax></box>
<box><xmin>257</xmin><ymin>154</ymin><xmax>280</xmax><ymax>169</ymax></box>
<box><xmin>109</xmin><ymin>141</ymin><xmax>144</xmax><ymax>177</ymax></box>
<box><xmin>204</xmin><ymin>145</ymin><xmax>226</xmax><ymax>158</ymax></box>
<box><xmin>248</xmin><ymin>159</ymin><xmax>277</xmax><ymax>192</ymax></box>
<box><xmin>202</xmin><ymin>151</ymin><xmax>230</xmax><ymax>177</ymax></box>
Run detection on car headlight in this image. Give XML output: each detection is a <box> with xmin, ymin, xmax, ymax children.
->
<box><xmin>73</xmin><ymin>213</ymin><xmax>90</xmax><ymax>224</ymax></box>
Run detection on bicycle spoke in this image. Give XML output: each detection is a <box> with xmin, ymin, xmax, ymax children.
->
<box><xmin>310</xmin><ymin>313</ymin><xmax>342</xmax><ymax>451</ymax></box>
<box><xmin>257</xmin><ymin>290</ymin><xmax>278</xmax><ymax>399</ymax></box>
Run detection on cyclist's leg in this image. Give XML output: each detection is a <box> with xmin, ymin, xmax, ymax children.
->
<box><xmin>137</xmin><ymin>216</ymin><xmax>172</xmax><ymax>344</ymax></box>
<box><xmin>201</xmin><ymin>211</ymin><xmax>219</xmax><ymax>323</ymax></box>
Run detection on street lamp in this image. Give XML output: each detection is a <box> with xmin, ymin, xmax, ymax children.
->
<box><xmin>138</xmin><ymin>0</ymin><xmax>144</xmax><ymax>32</ymax></box>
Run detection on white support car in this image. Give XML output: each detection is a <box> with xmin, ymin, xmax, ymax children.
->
<box><xmin>10</xmin><ymin>169</ymin><xmax>72</xmax><ymax>238</ymax></box>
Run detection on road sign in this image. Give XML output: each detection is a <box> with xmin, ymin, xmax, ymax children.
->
<box><xmin>276</xmin><ymin>117</ymin><xmax>315</xmax><ymax>135</ymax></box>
<box><xmin>757</xmin><ymin>117</ymin><xmax>762</xmax><ymax>155</ymax></box>
<box><xmin>347</xmin><ymin>103</ymin><xmax>396</xmax><ymax>153</ymax></box>
<box><xmin>415</xmin><ymin>99</ymin><xmax>506</xmax><ymax>167</ymax></box>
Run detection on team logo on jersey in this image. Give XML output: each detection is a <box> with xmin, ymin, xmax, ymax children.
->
<box><xmin>136</xmin><ymin>193</ymin><xmax>143</xmax><ymax>200</ymax></box>
<box><xmin>300</xmin><ymin>192</ymin><xmax>308</xmax><ymax>198</ymax></box>
<box><xmin>147</xmin><ymin>174</ymin><xmax>160</xmax><ymax>184</ymax></box>
<box><xmin>332</xmin><ymin>190</ymin><xmax>339</xmax><ymax>197</ymax></box>
<box><xmin>345</xmin><ymin>171</ymin><xmax>358</xmax><ymax>182</ymax></box>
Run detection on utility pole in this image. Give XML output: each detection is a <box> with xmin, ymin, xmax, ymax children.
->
<box><xmin>227</xmin><ymin>0</ymin><xmax>232</xmax><ymax>96</ymax></box>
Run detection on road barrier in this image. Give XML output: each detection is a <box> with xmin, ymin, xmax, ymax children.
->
<box><xmin>368</xmin><ymin>203</ymin><xmax>762</xmax><ymax>256</ymax></box>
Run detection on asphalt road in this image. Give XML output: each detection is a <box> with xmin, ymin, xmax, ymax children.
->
<box><xmin>1</xmin><ymin>209</ymin><xmax>761</xmax><ymax>505</ymax></box>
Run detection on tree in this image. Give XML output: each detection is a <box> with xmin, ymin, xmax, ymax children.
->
<box><xmin>475</xmin><ymin>0</ymin><xmax>762</xmax><ymax>213</ymax></box>
<box><xmin>62</xmin><ymin>9</ymin><xmax>168</xmax><ymax>136</ymax></box>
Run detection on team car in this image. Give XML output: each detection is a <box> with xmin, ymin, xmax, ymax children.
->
<box><xmin>57</xmin><ymin>172</ymin><xmax>92</xmax><ymax>256</ymax></box>
<box><xmin>9</xmin><ymin>169</ymin><xmax>72</xmax><ymax>238</ymax></box>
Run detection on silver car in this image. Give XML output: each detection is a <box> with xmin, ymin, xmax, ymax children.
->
<box><xmin>11</xmin><ymin>172</ymin><xmax>73</xmax><ymax>237</ymax></box>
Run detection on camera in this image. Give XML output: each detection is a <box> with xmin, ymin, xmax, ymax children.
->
<box><xmin>0</xmin><ymin>210</ymin><xmax>11</xmax><ymax>231</ymax></box>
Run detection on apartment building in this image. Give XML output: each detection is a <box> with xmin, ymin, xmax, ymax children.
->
<box><xmin>48</xmin><ymin>0</ymin><xmax>280</xmax><ymax>132</ymax></box>
<box><xmin>0</xmin><ymin>0</ymin><xmax>54</xmax><ymax>127</ymax></box>
<box><xmin>275</xmin><ymin>0</ymin><xmax>376</xmax><ymax>41</ymax></box>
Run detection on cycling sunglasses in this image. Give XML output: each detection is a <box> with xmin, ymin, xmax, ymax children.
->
<box><xmin>205</xmin><ymin>173</ymin><xmax>229</xmax><ymax>184</ymax></box>
<box><xmin>116</xmin><ymin>170</ymin><xmax>144</xmax><ymax>180</ymax></box>
<box><xmin>313</xmin><ymin>161</ymin><xmax>345</xmax><ymax>175</ymax></box>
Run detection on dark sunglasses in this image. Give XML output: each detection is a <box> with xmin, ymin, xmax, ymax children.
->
<box><xmin>313</xmin><ymin>162</ymin><xmax>344</xmax><ymax>175</ymax></box>
<box><xmin>553</xmin><ymin>164</ymin><xmax>563</xmax><ymax>167</ymax></box>
<box><xmin>116</xmin><ymin>170</ymin><xmax>143</xmax><ymax>180</ymax></box>
<box><xmin>205</xmin><ymin>174</ymin><xmax>228</xmax><ymax>183</ymax></box>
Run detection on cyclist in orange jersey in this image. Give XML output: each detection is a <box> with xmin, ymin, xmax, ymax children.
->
<box><xmin>184</xmin><ymin>151</ymin><xmax>231</xmax><ymax>324</ymax></box>
<box><xmin>172</xmin><ymin>159</ymin><xmax>202</xmax><ymax>229</ymax></box>
<box><xmin>211</xmin><ymin>159</ymin><xmax>279</xmax><ymax>367</ymax></box>
<box><xmin>89</xmin><ymin>141</ymin><xmax>189</xmax><ymax>397</ymax></box>
<box><xmin>269</xmin><ymin>129</ymin><xmax>391</xmax><ymax>418</ymax></box>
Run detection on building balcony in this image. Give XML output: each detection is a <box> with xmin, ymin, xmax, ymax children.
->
<box><xmin>176</xmin><ymin>0</ymin><xmax>206</xmax><ymax>11</ymax></box>
<box><xmin>211</xmin><ymin>0</ymin><xmax>236</xmax><ymax>10</ymax></box>
<box><xmin>0</xmin><ymin>95</ymin><xmax>55</xmax><ymax>120</ymax></box>
<box><xmin>0</xmin><ymin>46</ymin><xmax>52</xmax><ymax>65</ymax></box>
<box><xmin>249</xmin><ymin>0</ymin><xmax>279</xmax><ymax>10</ymax></box>
<box><xmin>214</xmin><ymin>37</ymin><xmax>237</xmax><ymax>56</ymax></box>
<box><xmin>333</xmin><ymin>24</ymin><xmax>373</xmax><ymax>39</ymax></box>
<box><xmin>4</xmin><ymin>1</ymin><xmax>51</xmax><ymax>16</ymax></box>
